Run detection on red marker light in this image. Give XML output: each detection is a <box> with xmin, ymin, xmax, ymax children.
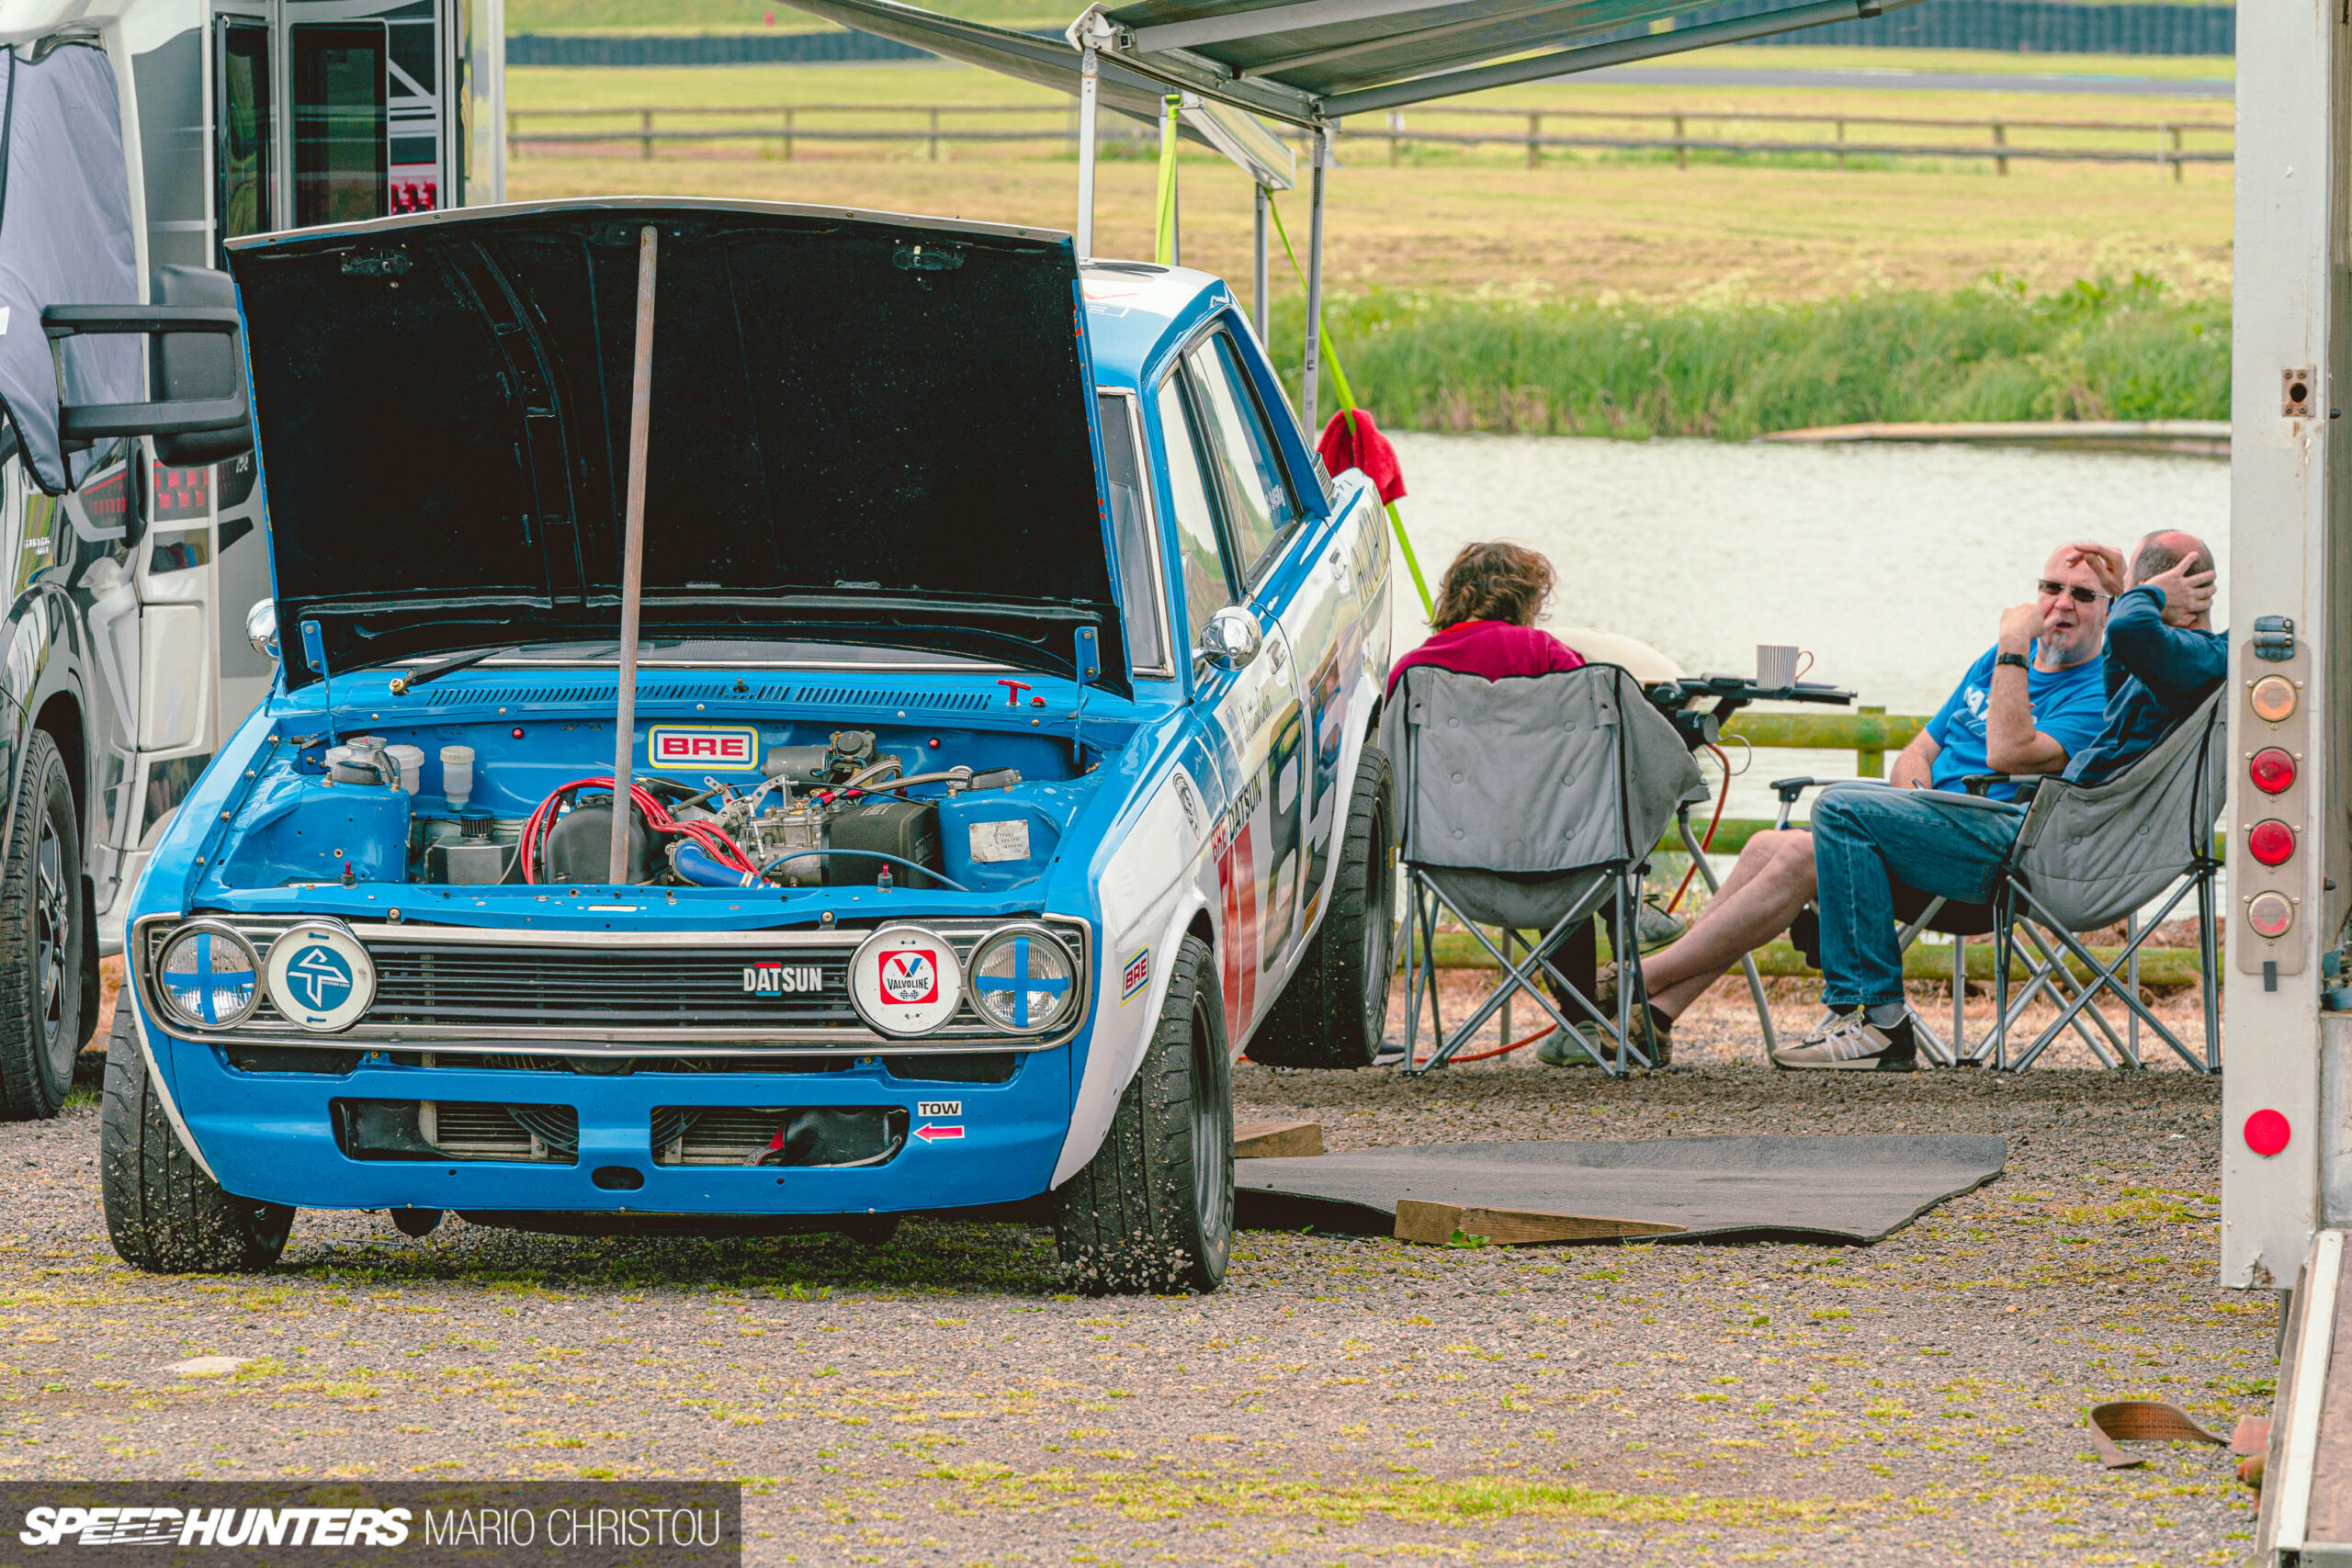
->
<box><xmin>2251</xmin><ymin>748</ymin><xmax>2297</xmax><ymax>795</ymax></box>
<box><xmin>2249</xmin><ymin>819</ymin><xmax>2297</xmax><ymax>866</ymax></box>
<box><xmin>512</xmin><ymin>727</ymin><xmax>525</xmax><ymax>739</ymax></box>
<box><xmin>2245</xmin><ymin>1109</ymin><xmax>2291</xmax><ymax>1157</ymax></box>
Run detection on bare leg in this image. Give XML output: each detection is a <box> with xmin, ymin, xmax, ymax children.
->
<box><xmin>1641</xmin><ymin>829</ymin><xmax>1819</xmax><ymax>1020</ymax></box>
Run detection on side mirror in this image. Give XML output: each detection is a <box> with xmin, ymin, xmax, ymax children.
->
<box><xmin>246</xmin><ymin>598</ymin><xmax>279</xmax><ymax>662</ymax></box>
<box><xmin>1196</xmin><ymin>605</ymin><xmax>1262</xmax><ymax>672</ymax></box>
<box><xmin>153</xmin><ymin>266</ymin><xmax>255</xmax><ymax>468</ymax></box>
<box><xmin>44</xmin><ymin>268</ymin><xmax>254</xmax><ymax>463</ymax></box>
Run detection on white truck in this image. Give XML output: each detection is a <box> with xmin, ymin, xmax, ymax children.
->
<box><xmin>0</xmin><ymin>0</ymin><xmax>501</xmax><ymax>1117</ymax></box>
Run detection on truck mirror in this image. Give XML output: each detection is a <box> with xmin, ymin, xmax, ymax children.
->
<box><xmin>152</xmin><ymin>266</ymin><xmax>254</xmax><ymax>468</ymax></box>
<box><xmin>43</xmin><ymin>282</ymin><xmax>253</xmax><ymax>462</ymax></box>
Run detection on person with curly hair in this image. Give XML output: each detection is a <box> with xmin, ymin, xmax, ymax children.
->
<box><xmin>1385</xmin><ymin>541</ymin><xmax>1585</xmax><ymax>696</ymax></box>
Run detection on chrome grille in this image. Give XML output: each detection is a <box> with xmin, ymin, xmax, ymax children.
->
<box><xmin>367</xmin><ymin>945</ymin><xmax>859</xmax><ymax>1029</ymax></box>
<box><xmin>137</xmin><ymin>915</ymin><xmax>1087</xmax><ymax>1055</ymax></box>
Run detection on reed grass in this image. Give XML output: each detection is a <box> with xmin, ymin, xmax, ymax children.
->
<box><xmin>1278</xmin><ymin>274</ymin><xmax>2227</xmax><ymax>439</ymax></box>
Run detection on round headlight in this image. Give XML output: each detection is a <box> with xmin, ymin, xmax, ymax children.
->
<box><xmin>969</xmin><ymin>926</ymin><xmax>1079</xmax><ymax>1034</ymax></box>
<box><xmin>262</xmin><ymin>920</ymin><xmax>377</xmax><ymax>1032</ymax></box>
<box><xmin>848</xmin><ymin>925</ymin><xmax>965</xmax><ymax>1037</ymax></box>
<box><xmin>153</xmin><ymin>922</ymin><xmax>260</xmax><ymax>1030</ymax></box>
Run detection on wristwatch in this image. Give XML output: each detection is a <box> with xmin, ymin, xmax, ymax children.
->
<box><xmin>1995</xmin><ymin>651</ymin><xmax>2030</xmax><ymax>671</ymax></box>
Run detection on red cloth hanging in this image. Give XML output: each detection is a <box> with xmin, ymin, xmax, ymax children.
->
<box><xmin>1317</xmin><ymin>409</ymin><xmax>1407</xmax><ymax>504</ymax></box>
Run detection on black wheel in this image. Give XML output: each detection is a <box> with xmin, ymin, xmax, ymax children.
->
<box><xmin>99</xmin><ymin>1004</ymin><xmax>293</xmax><ymax>1273</ymax></box>
<box><xmin>1247</xmin><ymin>741</ymin><xmax>1396</xmax><ymax>1068</ymax></box>
<box><xmin>1053</xmin><ymin>934</ymin><xmax>1233</xmax><ymax>1295</ymax></box>
<box><xmin>0</xmin><ymin>732</ymin><xmax>85</xmax><ymax>1119</ymax></box>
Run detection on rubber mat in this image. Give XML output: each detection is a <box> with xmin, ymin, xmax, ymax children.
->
<box><xmin>1235</xmin><ymin>1134</ymin><xmax>2007</xmax><ymax>1244</ymax></box>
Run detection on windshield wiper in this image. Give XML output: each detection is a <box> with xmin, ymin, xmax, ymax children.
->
<box><xmin>389</xmin><ymin>646</ymin><xmax>517</xmax><ymax>695</ymax></box>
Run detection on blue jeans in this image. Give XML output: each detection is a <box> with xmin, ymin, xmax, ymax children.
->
<box><xmin>1811</xmin><ymin>784</ymin><xmax>2027</xmax><ymax>1010</ymax></box>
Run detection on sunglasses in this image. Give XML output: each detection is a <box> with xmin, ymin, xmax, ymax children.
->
<box><xmin>2036</xmin><ymin>581</ymin><xmax>2105</xmax><ymax>605</ymax></box>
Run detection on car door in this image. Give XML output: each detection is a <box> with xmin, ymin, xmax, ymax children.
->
<box><xmin>1157</xmin><ymin>347</ymin><xmax>1315</xmax><ymax>1039</ymax></box>
<box><xmin>1153</xmin><ymin>366</ymin><xmax>1306</xmax><ymax>1043</ymax></box>
<box><xmin>1178</xmin><ymin>328</ymin><xmax>1355</xmax><ymax>973</ymax></box>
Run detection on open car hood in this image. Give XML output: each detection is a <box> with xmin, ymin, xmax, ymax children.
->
<box><xmin>227</xmin><ymin>198</ymin><xmax>1125</xmax><ymax>694</ymax></box>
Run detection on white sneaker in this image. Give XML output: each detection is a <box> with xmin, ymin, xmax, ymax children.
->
<box><xmin>1771</xmin><ymin>1011</ymin><xmax>1917</xmax><ymax>1072</ymax></box>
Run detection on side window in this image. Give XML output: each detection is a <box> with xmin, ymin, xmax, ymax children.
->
<box><xmin>1095</xmin><ymin>392</ymin><xmax>1169</xmax><ymax>675</ymax></box>
<box><xmin>1155</xmin><ymin>377</ymin><xmax>1233</xmax><ymax>647</ymax></box>
<box><xmin>217</xmin><ymin>20</ymin><xmax>274</xmax><ymax>261</ymax></box>
<box><xmin>1183</xmin><ymin>332</ymin><xmax>1301</xmax><ymax>584</ymax></box>
<box><xmin>292</xmin><ymin>25</ymin><xmax>388</xmax><ymax>227</ymax></box>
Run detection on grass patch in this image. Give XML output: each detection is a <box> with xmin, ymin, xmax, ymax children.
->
<box><xmin>1282</xmin><ymin>273</ymin><xmax>2225</xmax><ymax>438</ymax></box>
<box><xmin>924</xmin><ymin>1464</ymin><xmax>1867</xmax><ymax>1527</ymax></box>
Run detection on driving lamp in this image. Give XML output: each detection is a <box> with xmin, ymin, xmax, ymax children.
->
<box><xmin>970</xmin><ymin>927</ymin><xmax>1079</xmax><ymax>1033</ymax></box>
<box><xmin>153</xmin><ymin>922</ymin><xmax>260</xmax><ymax>1030</ymax></box>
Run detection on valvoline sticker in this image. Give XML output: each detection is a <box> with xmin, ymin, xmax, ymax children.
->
<box><xmin>647</xmin><ymin>725</ymin><xmax>759</xmax><ymax>771</ymax></box>
<box><xmin>878</xmin><ymin>949</ymin><xmax>941</xmax><ymax>1006</ymax></box>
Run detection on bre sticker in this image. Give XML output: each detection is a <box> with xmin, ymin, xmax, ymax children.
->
<box><xmin>1121</xmin><ymin>947</ymin><xmax>1151</xmax><ymax>1005</ymax></box>
<box><xmin>848</xmin><ymin>925</ymin><xmax>963</xmax><ymax>1036</ymax></box>
<box><xmin>263</xmin><ymin>921</ymin><xmax>376</xmax><ymax>1033</ymax></box>
<box><xmin>647</xmin><ymin>725</ymin><xmax>760</xmax><ymax>771</ymax></box>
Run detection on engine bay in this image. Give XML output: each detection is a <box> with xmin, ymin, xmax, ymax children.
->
<box><xmin>211</xmin><ymin>715</ymin><xmax>1102</xmax><ymax>897</ymax></box>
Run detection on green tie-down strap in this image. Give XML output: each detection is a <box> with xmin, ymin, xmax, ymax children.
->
<box><xmin>1264</xmin><ymin>194</ymin><xmax>1434</xmax><ymax>620</ymax></box>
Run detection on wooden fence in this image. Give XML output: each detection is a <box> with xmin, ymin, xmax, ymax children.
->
<box><xmin>505</xmin><ymin>102</ymin><xmax>2234</xmax><ymax>178</ymax></box>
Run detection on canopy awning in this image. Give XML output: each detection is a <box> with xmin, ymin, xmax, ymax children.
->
<box><xmin>783</xmin><ymin>0</ymin><xmax>1295</xmax><ymax>186</ymax></box>
<box><xmin>786</xmin><ymin>0</ymin><xmax>1926</xmax><ymax>128</ymax></box>
<box><xmin>1082</xmin><ymin>0</ymin><xmax>1927</xmax><ymax>123</ymax></box>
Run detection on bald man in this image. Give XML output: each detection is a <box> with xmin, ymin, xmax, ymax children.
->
<box><xmin>1781</xmin><ymin>533</ymin><xmax>2226</xmax><ymax>1071</ymax></box>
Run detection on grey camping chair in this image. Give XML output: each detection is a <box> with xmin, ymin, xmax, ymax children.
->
<box><xmin>1984</xmin><ymin>688</ymin><xmax>2227</xmax><ymax>1072</ymax></box>
<box><xmin>1382</xmin><ymin>663</ymin><xmax>1707</xmax><ymax>1076</ymax></box>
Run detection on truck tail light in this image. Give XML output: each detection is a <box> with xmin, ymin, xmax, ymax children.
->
<box><xmin>2248</xmin><ymin>890</ymin><xmax>2297</xmax><ymax>938</ymax></box>
<box><xmin>2250</xmin><ymin>748</ymin><xmax>2298</xmax><ymax>795</ymax></box>
<box><xmin>2251</xmin><ymin>674</ymin><xmax>2299</xmax><ymax>723</ymax></box>
<box><xmin>2249</xmin><ymin>819</ymin><xmax>2298</xmax><ymax>866</ymax></box>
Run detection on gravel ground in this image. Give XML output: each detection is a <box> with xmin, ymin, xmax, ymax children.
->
<box><xmin>0</xmin><ymin>980</ymin><xmax>2267</xmax><ymax>1565</ymax></box>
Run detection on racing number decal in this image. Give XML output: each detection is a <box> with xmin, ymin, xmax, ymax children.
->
<box><xmin>1215</xmin><ymin>818</ymin><xmax>1258</xmax><ymax>1036</ymax></box>
<box><xmin>1261</xmin><ymin>703</ymin><xmax>1304</xmax><ymax>968</ymax></box>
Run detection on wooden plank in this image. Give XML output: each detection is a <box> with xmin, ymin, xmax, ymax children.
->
<box><xmin>1234</xmin><ymin>1120</ymin><xmax>1323</xmax><ymax>1159</ymax></box>
<box><xmin>1393</xmin><ymin>1199</ymin><xmax>1685</xmax><ymax>1247</ymax></box>
<box><xmin>2297</xmin><ymin>1248</ymin><xmax>2352</xmax><ymax>1546</ymax></box>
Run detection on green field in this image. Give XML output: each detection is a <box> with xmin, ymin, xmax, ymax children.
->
<box><xmin>505</xmin><ymin>51</ymin><xmax>2235</xmax><ymax>436</ymax></box>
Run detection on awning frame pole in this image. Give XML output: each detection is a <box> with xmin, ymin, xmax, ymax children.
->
<box><xmin>1301</xmin><ymin>125</ymin><xmax>1329</xmax><ymax>434</ymax></box>
<box><xmin>1252</xmin><ymin>184</ymin><xmax>1270</xmax><ymax>342</ymax></box>
<box><xmin>608</xmin><ymin>222</ymin><xmax>658</xmax><ymax>886</ymax></box>
<box><xmin>1076</xmin><ymin>41</ymin><xmax>1101</xmax><ymax>258</ymax></box>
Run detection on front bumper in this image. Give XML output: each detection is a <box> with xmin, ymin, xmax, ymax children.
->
<box><xmin>149</xmin><ymin>1000</ymin><xmax>1074</xmax><ymax>1215</ymax></box>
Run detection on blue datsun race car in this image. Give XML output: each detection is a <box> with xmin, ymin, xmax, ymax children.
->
<box><xmin>103</xmin><ymin>198</ymin><xmax>1396</xmax><ymax>1293</ymax></box>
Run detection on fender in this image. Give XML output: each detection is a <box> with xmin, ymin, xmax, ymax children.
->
<box><xmin>1051</xmin><ymin>749</ymin><xmax>1218</xmax><ymax>1186</ymax></box>
<box><xmin>0</xmin><ymin>588</ymin><xmax>91</xmax><ymax>882</ymax></box>
<box><xmin>127</xmin><ymin>991</ymin><xmax>222</xmax><ymax>1184</ymax></box>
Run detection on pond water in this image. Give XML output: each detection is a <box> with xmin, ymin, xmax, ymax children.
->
<box><xmin>1385</xmin><ymin>433</ymin><xmax>2232</xmax><ymax>823</ymax></box>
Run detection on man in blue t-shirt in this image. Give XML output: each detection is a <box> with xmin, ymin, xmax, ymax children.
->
<box><xmin>1788</xmin><ymin>532</ymin><xmax>2222</xmax><ymax>1073</ymax></box>
<box><xmin>1562</xmin><ymin>545</ymin><xmax>2113</xmax><ymax>1069</ymax></box>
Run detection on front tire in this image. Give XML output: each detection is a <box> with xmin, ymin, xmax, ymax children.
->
<box><xmin>1053</xmin><ymin>934</ymin><xmax>1233</xmax><ymax>1295</ymax></box>
<box><xmin>1247</xmin><ymin>742</ymin><xmax>1396</xmax><ymax>1068</ymax></box>
<box><xmin>0</xmin><ymin>732</ymin><xmax>85</xmax><ymax>1119</ymax></box>
<box><xmin>100</xmin><ymin>1004</ymin><xmax>293</xmax><ymax>1273</ymax></box>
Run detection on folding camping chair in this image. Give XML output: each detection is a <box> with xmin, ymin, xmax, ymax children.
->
<box><xmin>1382</xmin><ymin>663</ymin><xmax>1707</xmax><ymax>1077</ymax></box>
<box><xmin>1764</xmin><ymin>691</ymin><xmax>2226</xmax><ymax>1072</ymax></box>
<box><xmin>1984</xmin><ymin>690</ymin><xmax>2227</xmax><ymax>1072</ymax></box>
